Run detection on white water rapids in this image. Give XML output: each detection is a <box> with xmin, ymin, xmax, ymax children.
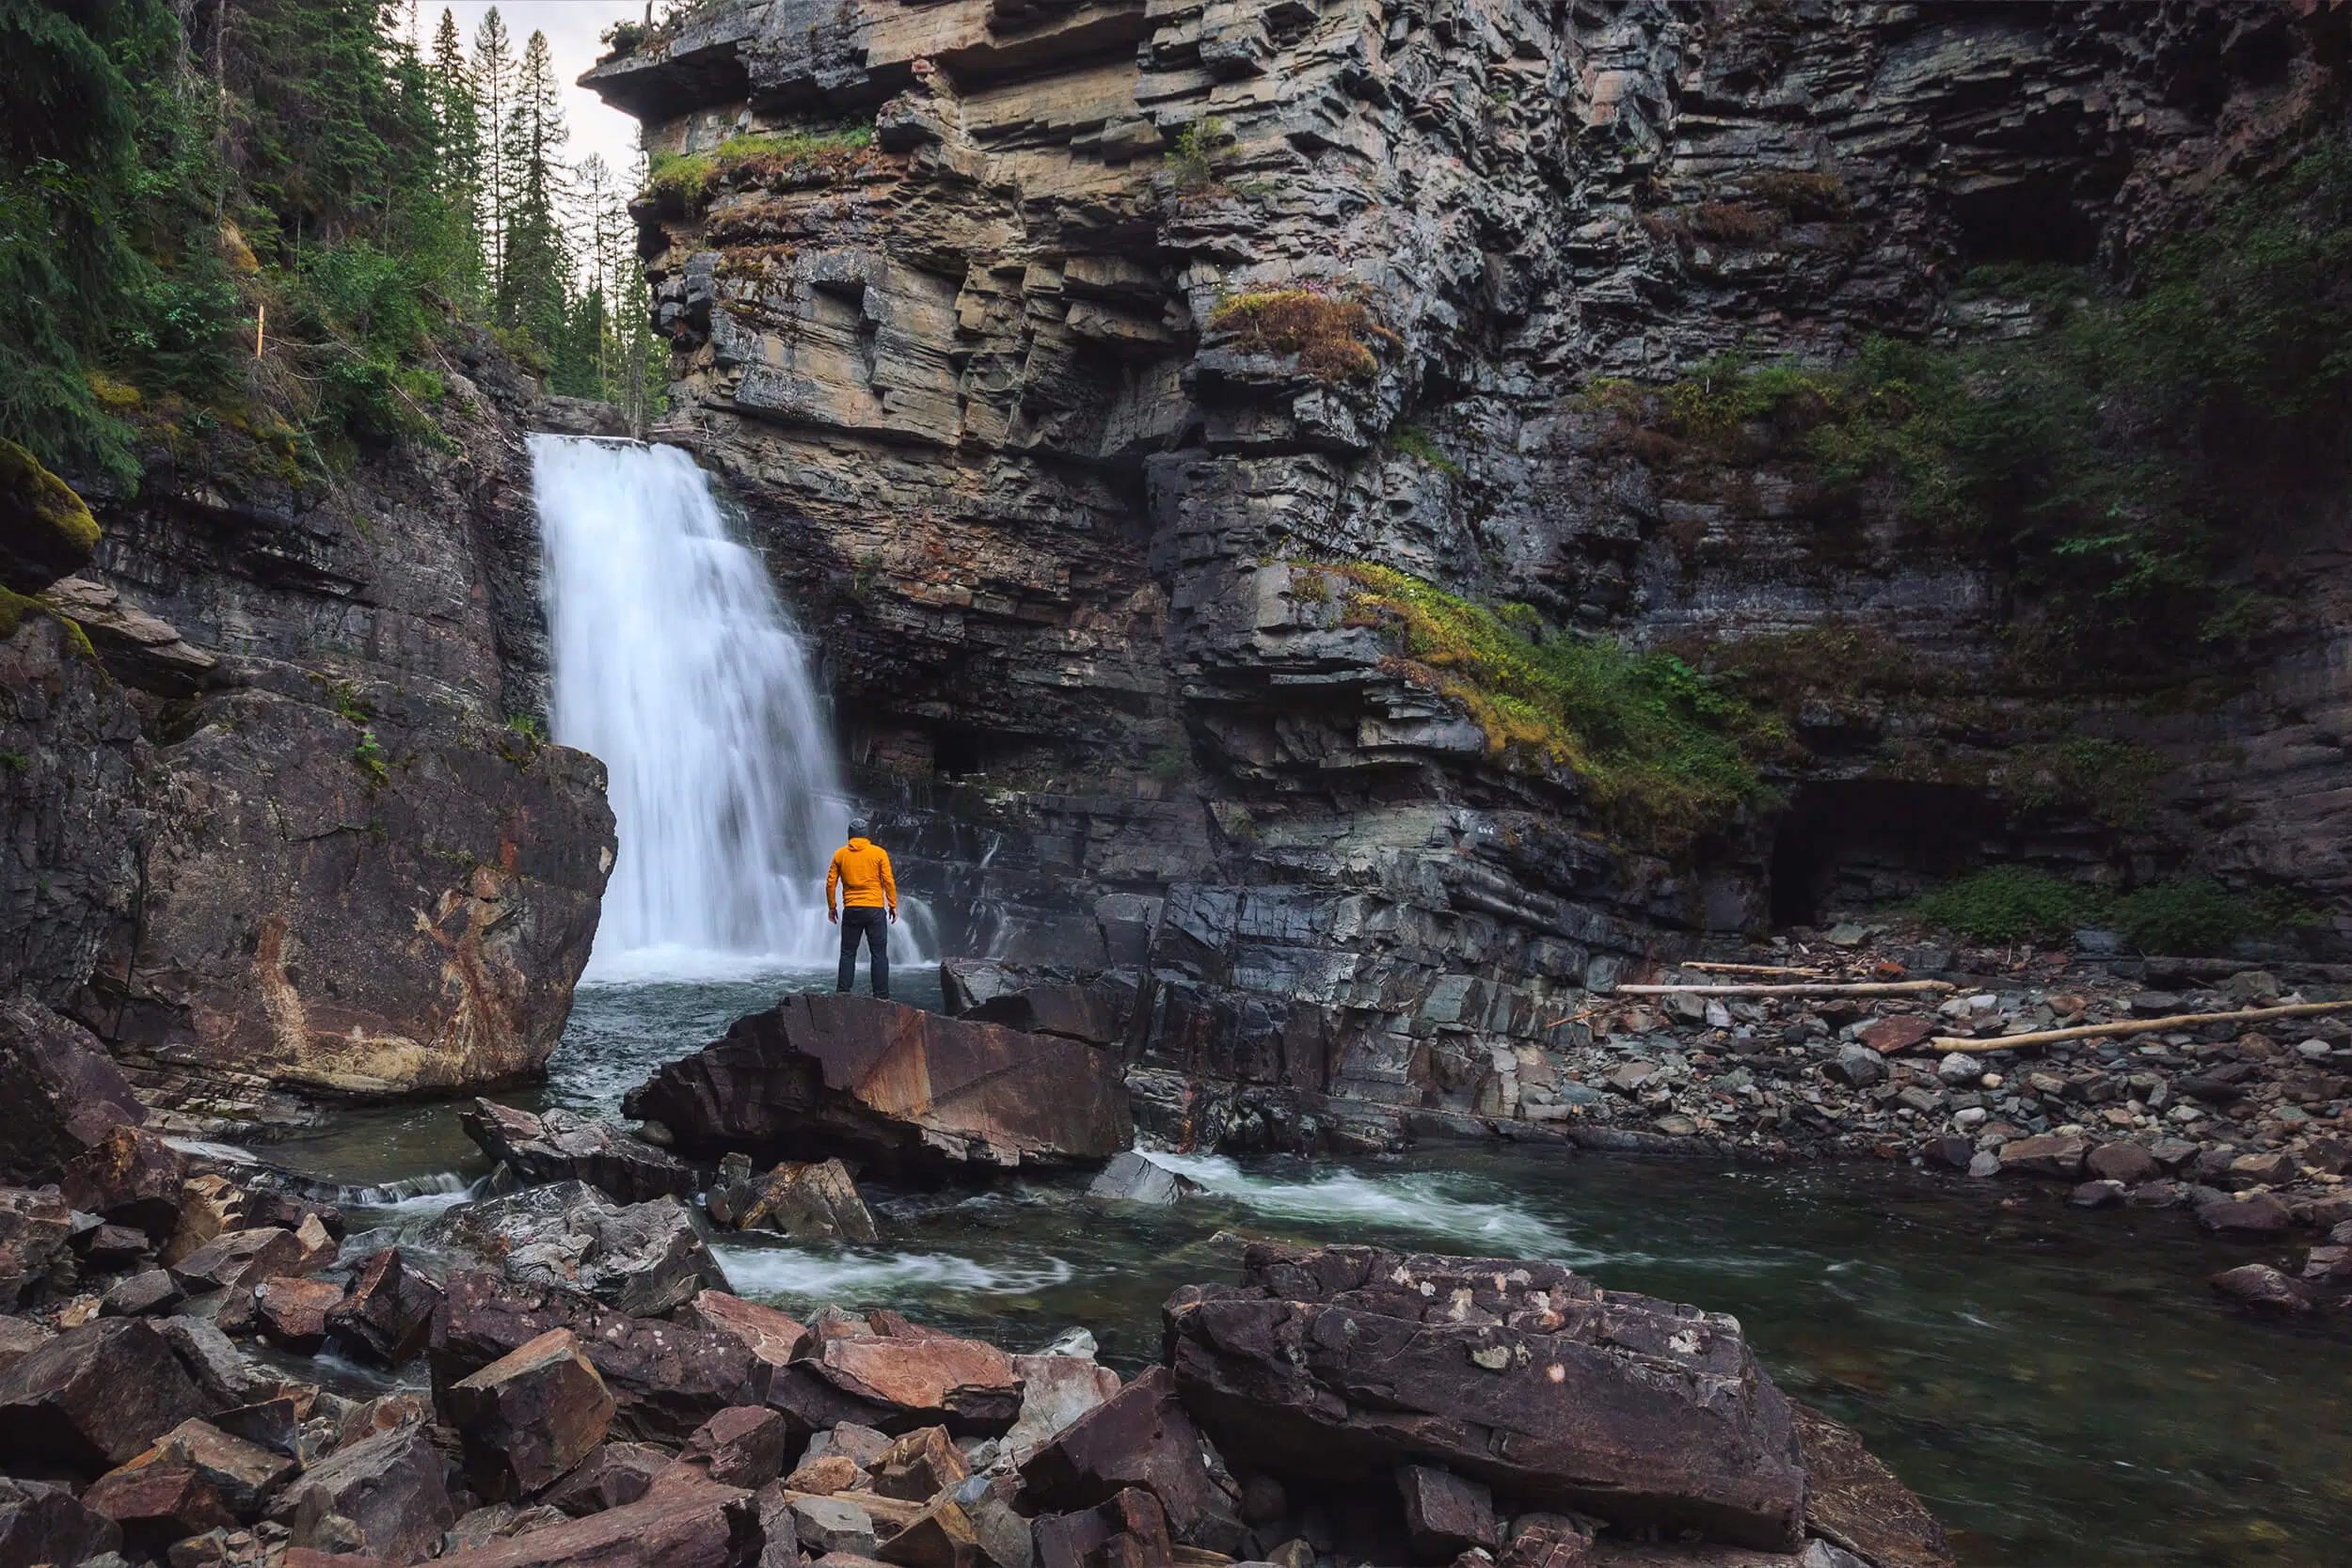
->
<box><xmin>532</xmin><ymin>434</ymin><xmax>857</xmax><ymax>976</ymax></box>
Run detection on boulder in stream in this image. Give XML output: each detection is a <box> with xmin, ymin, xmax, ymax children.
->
<box><xmin>1164</xmin><ymin>1243</ymin><xmax>1809</xmax><ymax>1551</ymax></box>
<box><xmin>0</xmin><ymin>999</ymin><xmax>148</xmax><ymax>1183</ymax></box>
<box><xmin>429</xmin><ymin>1181</ymin><xmax>729</xmax><ymax>1317</ymax></box>
<box><xmin>706</xmin><ymin>1153</ymin><xmax>877</xmax><ymax>1243</ymax></box>
<box><xmin>461</xmin><ymin>1101</ymin><xmax>692</xmax><ymax>1204</ymax></box>
<box><xmin>622</xmin><ymin>992</ymin><xmax>1131</xmax><ymax>1175</ymax></box>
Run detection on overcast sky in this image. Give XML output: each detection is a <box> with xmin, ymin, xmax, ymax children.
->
<box><xmin>422</xmin><ymin>2</ymin><xmax>649</xmax><ymax>180</ymax></box>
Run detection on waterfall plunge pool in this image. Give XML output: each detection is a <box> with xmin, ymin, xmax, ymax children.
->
<box><xmin>257</xmin><ymin>971</ymin><xmax>2352</xmax><ymax>1568</ymax></box>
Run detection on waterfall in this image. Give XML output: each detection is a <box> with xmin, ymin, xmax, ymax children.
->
<box><xmin>532</xmin><ymin>434</ymin><xmax>850</xmax><ymax>977</ymax></box>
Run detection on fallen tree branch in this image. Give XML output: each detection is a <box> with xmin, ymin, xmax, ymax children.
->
<box><xmin>1680</xmin><ymin>961</ymin><xmax>1829</xmax><ymax>977</ymax></box>
<box><xmin>1613</xmin><ymin>981</ymin><xmax>1955</xmax><ymax>998</ymax></box>
<box><xmin>1930</xmin><ymin>998</ymin><xmax>2352</xmax><ymax>1054</ymax></box>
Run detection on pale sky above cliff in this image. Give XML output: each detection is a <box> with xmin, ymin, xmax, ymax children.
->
<box><xmin>424</xmin><ymin>2</ymin><xmax>648</xmax><ymax>182</ymax></box>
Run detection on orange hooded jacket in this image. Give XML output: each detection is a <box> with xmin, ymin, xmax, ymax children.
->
<box><xmin>827</xmin><ymin>837</ymin><xmax>897</xmax><ymax>914</ymax></box>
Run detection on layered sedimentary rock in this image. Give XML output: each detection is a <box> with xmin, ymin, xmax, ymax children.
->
<box><xmin>1165</xmin><ymin>1243</ymin><xmax>1809</xmax><ymax>1549</ymax></box>
<box><xmin>586</xmin><ymin>1</ymin><xmax>2352</xmax><ymax>1142</ymax></box>
<box><xmin>1</xmin><ymin>329</ymin><xmax>615</xmax><ymax>1123</ymax></box>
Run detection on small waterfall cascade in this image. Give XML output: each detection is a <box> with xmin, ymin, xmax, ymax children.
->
<box><xmin>532</xmin><ymin>435</ymin><xmax>849</xmax><ymax>976</ymax></box>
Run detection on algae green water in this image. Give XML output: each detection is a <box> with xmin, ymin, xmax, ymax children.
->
<box><xmin>264</xmin><ymin>974</ymin><xmax>2352</xmax><ymax>1568</ymax></box>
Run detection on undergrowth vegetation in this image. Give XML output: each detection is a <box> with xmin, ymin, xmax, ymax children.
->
<box><xmin>1308</xmin><ymin>562</ymin><xmax>1786</xmax><ymax>847</ymax></box>
<box><xmin>1208</xmin><ymin>289</ymin><xmax>1397</xmax><ymax>382</ymax></box>
<box><xmin>644</xmin><ymin>122</ymin><xmax>878</xmax><ymax>207</ymax></box>
<box><xmin>1911</xmin><ymin>866</ymin><xmax>2317</xmax><ymax>954</ymax></box>
<box><xmin>1586</xmin><ymin>147</ymin><xmax>2352</xmax><ymax>663</ymax></box>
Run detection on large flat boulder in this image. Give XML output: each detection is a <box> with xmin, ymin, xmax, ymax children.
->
<box><xmin>429</xmin><ymin>1181</ymin><xmax>729</xmax><ymax>1317</ymax></box>
<box><xmin>73</xmin><ymin>686</ymin><xmax>614</xmax><ymax>1112</ymax></box>
<box><xmin>622</xmin><ymin>993</ymin><xmax>1131</xmax><ymax>1174</ymax></box>
<box><xmin>1163</xmin><ymin>1244</ymin><xmax>1808</xmax><ymax>1551</ymax></box>
<box><xmin>0</xmin><ymin>999</ymin><xmax>147</xmax><ymax>1183</ymax></box>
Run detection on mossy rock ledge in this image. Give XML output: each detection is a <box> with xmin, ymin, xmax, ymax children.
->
<box><xmin>0</xmin><ymin>439</ymin><xmax>101</xmax><ymax>595</ymax></box>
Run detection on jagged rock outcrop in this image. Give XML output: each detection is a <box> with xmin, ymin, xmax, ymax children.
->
<box><xmin>586</xmin><ymin>0</ymin><xmax>2352</xmax><ymax>1145</ymax></box>
<box><xmin>0</xmin><ymin>326</ymin><xmax>617</xmax><ymax>1124</ymax></box>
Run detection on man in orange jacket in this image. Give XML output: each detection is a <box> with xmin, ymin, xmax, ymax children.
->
<box><xmin>827</xmin><ymin>816</ymin><xmax>898</xmax><ymax>998</ymax></box>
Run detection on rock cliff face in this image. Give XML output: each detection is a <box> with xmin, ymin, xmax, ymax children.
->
<box><xmin>587</xmin><ymin>0</ymin><xmax>2352</xmax><ymax>1144</ymax></box>
<box><xmin>1</xmin><ymin>336</ymin><xmax>615</xmax><ymax>1126</ymax></box>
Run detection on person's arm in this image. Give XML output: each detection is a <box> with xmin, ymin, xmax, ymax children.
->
<box><xmin>825</xmin><ymin>850</ymin><xmax>841</xmax><ymax>922</ymax></box>
<box><xmin>880</xmin><ymin>847</ymin><xmax>898</xmax><ymax>921</ymax></box>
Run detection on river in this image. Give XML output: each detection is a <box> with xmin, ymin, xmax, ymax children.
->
<box><xmin>256</xmin><ymin>968</ymin><xmax>2352</xmax><ymax>1568</ymax></box>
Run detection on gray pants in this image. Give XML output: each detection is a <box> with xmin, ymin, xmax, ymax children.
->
<box><xmin>836</xmin><ymin>907</ymin><xmax>890</xmax><ymax>998</ymax></box>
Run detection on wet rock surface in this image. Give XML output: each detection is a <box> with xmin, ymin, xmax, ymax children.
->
<box><xmin>624</xmin><ymin>993</ymin><xmax>1132</xmax><ymax>1175</ymax></box>
<box><xmin>1166</xmin><ymin>1243</ymin><xmax>1808</xmax><ymax>1549</ymax></box>
<box><xmin>463</xmin><ymin>1101</ymin><xmax>694</xmax><ymax>1204</ymax></box>
<box><xmin>430</xmin><ymin>1180</ymin><xmax>731</xmax><ymax>1317</ymax></box>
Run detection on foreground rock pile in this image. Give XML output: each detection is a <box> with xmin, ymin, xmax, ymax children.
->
<box><xmin>0</xmin><ymin>1146</ymin><xmax>1951</xmax><ymax>1568</ymax></box>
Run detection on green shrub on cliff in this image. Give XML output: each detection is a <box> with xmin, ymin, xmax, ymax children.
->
<box><xmin>1317</xmin><ymin>562</ymin><xmax>1781</xmax><ymax>847</ymax></box>
<box><xmin>1592</xmin><ymin>147</ymin><xmax>2352</xmax><ymax>662</ymax></box>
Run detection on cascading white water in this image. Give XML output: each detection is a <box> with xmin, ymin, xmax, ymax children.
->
<box><xmin>532</xmin><ymin>434</ymin><xmax>850</xmax><ymax>976</ymax></box>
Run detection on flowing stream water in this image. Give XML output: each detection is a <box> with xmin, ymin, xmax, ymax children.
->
<box><xmin>258</xmin><ymin>436</ymin><xmax>2352</xmax><ymax>1567</ymax></box>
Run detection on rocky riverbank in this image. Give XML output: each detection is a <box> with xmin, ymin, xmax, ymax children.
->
<box><xmin>0</xmin><ymin>1069</ymin><xmax>1951</xmax><ymax>1568</ymax></box>
<box><xmin>940</xmin><ymin>917</ymin><xmax>2352</xmax><ymax>1318</ymax></box>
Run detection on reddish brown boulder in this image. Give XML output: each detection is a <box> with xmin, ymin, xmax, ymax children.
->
<box><xmin>675</xmin><ymin>1289</ymin><xmax>809</xmax><ymax>1368</ymax></box>
<box><xmin>874</xmin><ymin>1491</ymin><xmax>984</xmax><ymax>1566</ymax></box>
<box><xmin>169</xmin><ymin>1227</ymin><xmax>305</xmax><ymax>1294</ymax></box>
<box><xmin>460</xmin><ymin>1100</ymin><xmax>693</xmax><ymax>1204</ymax></box>
<box><xmin>432</xmin><ymin>1271</ymin><xmax>766</xmax><ymax>1443</ymax></box>
<box><xmin>1164</xmin><ymin>1245</ymin><xmax>1807</xmax><ymax>1551</ymax></box>
<box><xmin>256</xmin><ymin>1275</ymin><xmax>349</xmax><ymax>1354</ymax></box>
<box><xmin>327</xmin><ymin>1247</ymin><xmax>444</xmax><ymax>1365</ymax></box>
<box><xmin>1019</xmin><ymin>1366</ymin><xmax>1242</xmax><ymax>1551</ymax></box>
<box><xmin>0</xmin><ymin>1184</ymin><xmax>73</xmax><ymax>1310</ymax></box>
<box><xmin>0</xmin><ymin>1476</ymin><xmax>125</xmax><ymax>1565</ymax></box>
<box><xmin>1033</xmin><ymin>1487</ymin><xmax>1171</xmax><ymax>1568</ymax></box>
<box><xmin>1857</xmin><ymin>1016</ymin><xmax>1935</xmax><ymax>1056</ymax></box>
<box><xmin>60</xmin><ymin>1125</ymin><xmax>188</xmax><ymax>1239</ymax></box>
<box><xmin>82</xmin><ymin>1464</ymin><xmax>233</xmax><ymax>1551</ymax></box>
<box><xmin>270</xmin><ymin>1423</ymin><xmax>454</xmax><ymax>1564</ymax></box>
<box><xmin>444</xmin><ymin>1328</ymin><xmax>618</xmax><ymax>1498</ymax></box>
<box><xmin>0</xmin><ymin>999</ymin><xmax>147</xmax><ymax>1183</ymax></box>
<box><xmin>1400</xmin><ymin>1464</ymin><xmax>1497</xmax><ymax>1557</ymax></box>
<box><xmin>622</xmin><ymin>992</ymin><xmax>1131</xmax><ymax>1175</ymax></box>
<box><xmin>2212</xmin><ymin>1263</ymin><xmax>2315</xmax><ymax>1314</ymax></box>
<box><xmin>2200</xmin><ymin>1195</ymin><xmax>2294</xmax><ymax>1235</ymax></box>
<box><xmin>0</xmin><ymin>1317</ymin><xmax>209</xmax><ymax>1472</ymax></box>
<box><xmin>133</xmin><ymin>1418</ymin><xmax>297</xmax><ymax>1513</ymax></box>
<box><xmin>542</xmin><ymin>1442</ymin><xmax>672</xmax><ymax>1516</ymax></box>
<box><xmin>2085</xmin><ymin>1143</ymin><xmax>2162</xmax><ymax>1186</ymax></box>
<box><xmin>678</xmin><ymin>1404</ymin><xmax>788</xmax><ymax>1489</ymax></box>
<box><xmin>1995</xmin><ymin>1134</ymin><xmax>2090</xmax><ymax>1180</ymax></box>
<box><xmin>807</xmin><ymin>1311</ymin><xmax>1024</xmax><ymax>1433</ymax></box>
<box><xmin>707</xmin><ymin>1155</ymin><xmax>878</xmax><ymax>1243</ymax></box>
<box><xmin>1792</xmin><ymin>1405</ymin><xmax>1952</xmax><ymax>1568</ymax></box>
<box><xmin>869</xmin><ymin>1425</ymin><xmax>968</xmax><ymax>1502</ymax></box>
<box><xmin>431</xmin><ymin>1474</ymin><xmax>755</xmax><ymax>1567</ymax></box>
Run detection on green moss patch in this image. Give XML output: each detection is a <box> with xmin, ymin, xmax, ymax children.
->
<box><xmin>1912</xmin><ymin>866</ymin><xmax>2319</xmax><ymax>954</ymax></box>
<box><xmin>1316</xmin><ymin>562</ymin><xmax>1784</xmax><ymax>848</ymax></box>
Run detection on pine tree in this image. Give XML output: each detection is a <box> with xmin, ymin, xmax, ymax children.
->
<box><xmin>428</xmin><ymin>8</ymin><xmax>483</xmax><ymax>307</ymax></box>
<box><xmin>471</xmin><ymin>6</ymin><xmax>513</xmax><ymax>286</ymax></box>
<box><xmin>492</xmin><ymin>28</ymin><xmax>568</xmax><ymax>359</ymax></box>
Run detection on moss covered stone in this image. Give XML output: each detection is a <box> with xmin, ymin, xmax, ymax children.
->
<box><xmin>0</xmin><ymin>438</ymin><xmax>102</xmax><ymax>593</ymax></box>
